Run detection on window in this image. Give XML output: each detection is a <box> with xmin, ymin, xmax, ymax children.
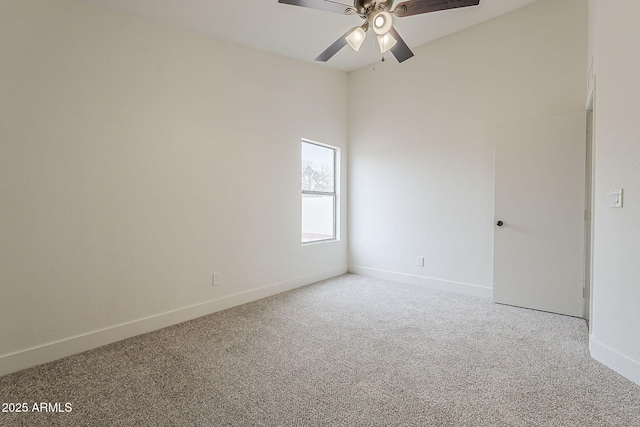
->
<box><xmin>301</xmin><ymin>140</ymin><xmax>337</xmax><ymax>244</ymax></box>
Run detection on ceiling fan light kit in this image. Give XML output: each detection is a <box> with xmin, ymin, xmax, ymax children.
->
<box><xmin>346</xmin><ymin>25</ymin><xmax>368</xmax><ymax>51</ymax></box>
<box><xmin>377</xmin><ymin>32</ymin><xmax>397</xmax><ymax>53</ymax></box>
<box><xmin>371</xmin><ymin>10</ymin><xmax>393</xmax><ymax>35</ymax></box>
<box><xmin>278</xmin><ymin>0</ymin><xmax>480</xmax><ymax>63</ymax></box>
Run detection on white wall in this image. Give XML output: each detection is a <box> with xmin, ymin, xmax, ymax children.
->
<box><xmin>588</xmin><ymin>0</ymin><xmax>640</xmax><ymax>386</ymax></box>
<box><xmin>0</xmin><ymin>0</ymin><xmax>348</xmax><ymax>375</ymax></box>
<box><xmin>348</xmin><ymin>0</ymin><xmax>587</xmax><ymax>296</ymax></box>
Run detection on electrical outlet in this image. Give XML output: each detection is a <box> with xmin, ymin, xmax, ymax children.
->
<box><xmin>417</xmin><ymin>257</ymin><xmax>425</xmax><ymax>267</ymax></box>
<box><xmin>213</xmin><ymin>273</ymin><xmax>222</xmax><ymax>286</ymax></box>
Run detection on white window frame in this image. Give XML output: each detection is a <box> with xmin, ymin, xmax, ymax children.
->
<box><xmin>301</xmin><ymin>139</ymin><xmax>339</xmax><ymax>245</ymax></box>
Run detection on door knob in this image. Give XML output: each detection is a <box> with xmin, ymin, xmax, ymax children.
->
<box><xmin>496</xmin><ymin>221</ymin><xmax>504</xmax><ymax>227</ymax></box>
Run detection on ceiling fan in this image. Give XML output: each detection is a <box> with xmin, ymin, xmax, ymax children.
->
<box><xmin>278</xmin><ymin>0</ymin><xmax>480</xmax><ymax>63</ymax></box>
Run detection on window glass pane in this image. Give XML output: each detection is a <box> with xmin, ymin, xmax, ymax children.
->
<box><xmin>302</xmin><ymin>142</ymin><xmax>334</xmax><ymax>192</ymax></box>
<box><xmin>302</xmin><ymin>194</ymin><xmax>335</xmax><ymax>243</ymax></box>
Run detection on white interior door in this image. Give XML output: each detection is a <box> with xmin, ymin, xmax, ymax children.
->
<box><xmin>494</xmin><ymin>112</ymin><xmax>586</xmax><ymax>317</ymax></box>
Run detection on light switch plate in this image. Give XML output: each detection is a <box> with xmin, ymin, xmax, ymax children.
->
<box><xmin>611</xmin><ymin>189</ymin><xmax>623</xmax><ymax>208</ymax></box>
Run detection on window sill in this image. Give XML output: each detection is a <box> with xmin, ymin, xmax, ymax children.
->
<box><xmin>302</xmin><ymin>238</ymin><xmax>339</xmax><ymax>246</ymax></box>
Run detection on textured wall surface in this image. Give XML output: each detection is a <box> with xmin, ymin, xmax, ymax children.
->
<box><xmin>0</xmin><ymin>0</ymin><xmax>348</xmax><ymax>372</ymax></box>
<box><xmin>589</xmin><ymin>0</ymin><xmax>640</xmax><ymax>385</ymax></box>
<box><xmin>348</xmin><ymin>0</ymin><xmax>587</xmax><ymax>292</ymax></box>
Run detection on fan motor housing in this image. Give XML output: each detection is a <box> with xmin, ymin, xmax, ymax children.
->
<box><xmin>354</xmin><ymin>0</ymin><xmax>376</xmax><ymax>11</ymax></box>
<box><xmin>355</xmin><ymin>0</ymin><xmax>394</xmax><ymax>15</ymax></box>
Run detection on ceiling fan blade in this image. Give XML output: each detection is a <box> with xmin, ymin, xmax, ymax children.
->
<box><xmin>278</xmin><ymin>0</ymin><xmax>357</xmax><ymax>15</ymax></box>
<box><xmin>315</xmin><ymin>27</ymin><xmax>357</xmax><ymax>62</ymax></box>
<box><xmin>388</xmin><ymin>27</ymin><xmax>414</xmax><ymax>63</ymax></box>
<box><xmin>393</xmin><ymin>0</ymin><xmax>480</xmax><ymax>18</ymax></box>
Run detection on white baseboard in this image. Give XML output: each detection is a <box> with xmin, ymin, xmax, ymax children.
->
<box><xmin>349</xmin><ymin>265</ymin><xmax>493</xmax><ymax>299</ymax></box>
<box><xmin>0</xmin><ymin>267</ymin><xmax>346</xmax><ymax>377</ymax></box>
<box><xmin>590</xmin><ymin>336</ymin><xmax>640</xmax><ymax>387</ymax></box>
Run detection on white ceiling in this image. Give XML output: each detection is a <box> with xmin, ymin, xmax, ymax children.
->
<box><xmin>81</xmin><ymin>0</ymin><xmax>539</xmax><ymax>72</ymax></box>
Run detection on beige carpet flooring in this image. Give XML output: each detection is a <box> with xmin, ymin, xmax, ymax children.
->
<box><xmin>1</xmin><ymin>274</ymin><xmax>640</xmax><ymax>426</ymax></box>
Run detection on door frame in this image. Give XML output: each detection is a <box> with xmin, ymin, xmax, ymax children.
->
<box><xmin>584</xmin><ymin>77</ymin><xmax>596</xmax><ymax>323</ymax></box>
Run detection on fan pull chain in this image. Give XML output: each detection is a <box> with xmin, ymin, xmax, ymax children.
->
<box><xmin>372</xmin><ymin>40</ymin><xmax>376</xmax><ymax>71</ymax></box>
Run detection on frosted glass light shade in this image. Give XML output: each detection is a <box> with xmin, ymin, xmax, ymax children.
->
<box><xmin>371</xmin><ymin>11</ymin><xmax>393</xmax><ymax>35</ymax></box>
<box><xmin>346</xmin><ymin>27</ymin><xmax>367</xmax><ymax>52</ymax></box>
<box><xmin>377</xmin><ymin>33</ymin><xmax>397</xmax><ymax>53</ymax></box>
